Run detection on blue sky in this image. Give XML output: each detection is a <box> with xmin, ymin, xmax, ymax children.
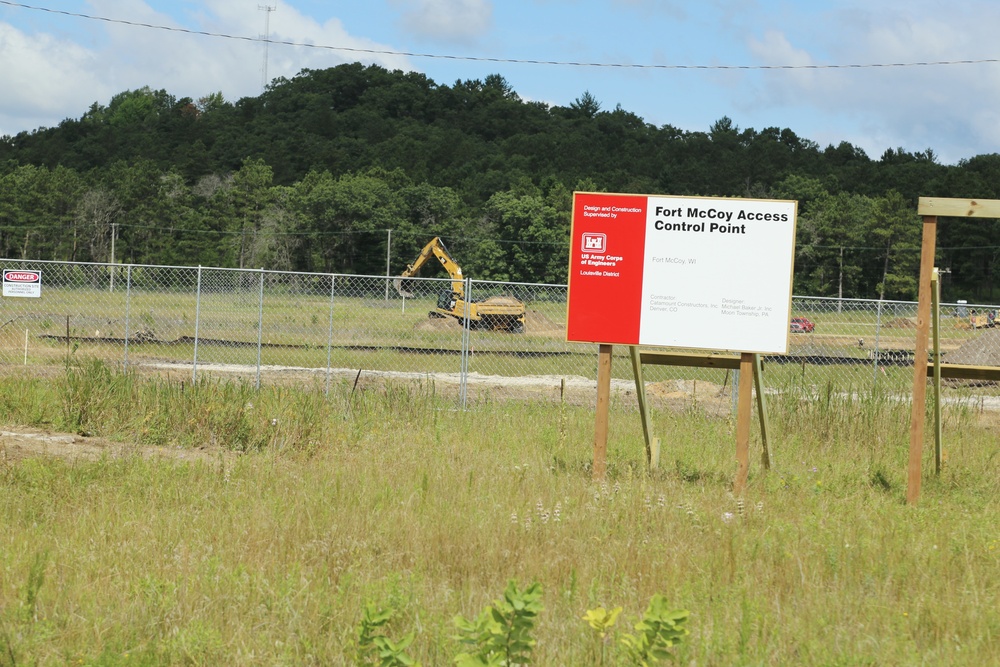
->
<box><xmin>2</xmin><ymin>0</ymin><xmax>999</xmax><ymax>165</ymax></box>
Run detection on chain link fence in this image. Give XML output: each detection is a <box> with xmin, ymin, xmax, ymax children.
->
<box><xmin>2</xmin><ymin>259</ymin><xmax>1000</xmax><ymax>406</ymax></box>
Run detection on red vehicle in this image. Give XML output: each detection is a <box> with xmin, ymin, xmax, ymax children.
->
<box><xmin>790</xmin><ymin>317</ymin><xmax>815</xmax><ymax>333</ymax></box>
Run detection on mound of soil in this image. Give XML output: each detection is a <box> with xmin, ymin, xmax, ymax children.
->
<box><xmin>524</xmin><ymin>310</ymin><xmax>564</xmax><ymax>335</ymax></box>
<box><xmin>886</xmin><ymin>317</ymin><xmax>917</xmax><ymax>329</ymax></box>
<box><xmin>943</xmin><ymin>328</ymin><xmax>1000</xmax><ymax>366</ymax></box>
<box><xmin>413</xmin><ymin>316</ymin><xmax>463</xmax><ymax>332</ymax></box>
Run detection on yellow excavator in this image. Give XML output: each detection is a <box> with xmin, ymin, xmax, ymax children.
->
<box><xmin>394</xmin><ymin>237</ymin><xmax>526</xmax><ymax>332</ymax></box>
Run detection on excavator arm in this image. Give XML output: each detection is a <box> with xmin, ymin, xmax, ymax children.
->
<box><xmin>393</xmin><ymin>236</ymin><xmax>464</xmax><ymax>297</ymax></box>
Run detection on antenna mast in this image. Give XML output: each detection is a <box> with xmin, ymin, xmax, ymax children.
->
<box><xmin>259</xmin><ymin>4</ymin><xmax>276</xmax><ymax>92</ymax></box>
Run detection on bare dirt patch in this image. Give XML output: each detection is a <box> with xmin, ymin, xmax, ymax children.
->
<box><xmin>1</xmin><ymin>427</ymin><xmax>231</xmax><ymax>465</ymax></box>
<box><xmin>645</xmin><ymin>379</ymin><xmax>730</xmax><ymax>416</ymax></box>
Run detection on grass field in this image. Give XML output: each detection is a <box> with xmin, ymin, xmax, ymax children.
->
<box><xmin>1</xmin><ymin>362</ymin><xmax>999</xmax><ymax>665</ymax></box>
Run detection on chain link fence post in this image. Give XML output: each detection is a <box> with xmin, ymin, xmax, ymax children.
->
<box><xmin>123</xmin><ymin>265</ymin><xmax>132</xmax><ymax>370</ymax></box>
<box><xmin>460</xmin><ymin>276</ymin><xmax>472</xmax><ymax>409</ymax></box>
<box><xmin>193</xmin><ymin>266</ymin><xmax>202</xmax><ymax>383</ymax></box>
<box><xmin>325</xmin><ymin>275</ymin><xmax>336</xmax><ymax>396</ymax></box>
<box><xmin>256</xmin><ymin>268</ymin><xmax>265</xmax><ymax>390</ymax></box>
<box><xmin>873</xmin><ymin>298</ymin><xmax>884</xmax><ymax>390</ymax></box>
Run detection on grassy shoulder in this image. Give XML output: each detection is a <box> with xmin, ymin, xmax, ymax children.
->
<box><xmin>1</xmin><ymin>363</ymin><xmax>998</xmax><ymax>665</ymax></box>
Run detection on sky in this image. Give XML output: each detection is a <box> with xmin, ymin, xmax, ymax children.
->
<box><xmin>1</xmin><ymin>0</ymin><xmax>1000</xmax><ymax>166</ymax></box>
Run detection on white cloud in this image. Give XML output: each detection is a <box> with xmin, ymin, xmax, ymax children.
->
<box><xmin>736</xmin><ymin>4</ymin><xmax>1000</xmax><ymax>162</ymax></box>
<box><xmin>0</xmin><ymin>22</ymin><xmax>110</xmax><ymax>134</ymax></box>
<box><xmin>390</xmin><ymin>0</ymin><xmax>492</xmax><ymax>42</ymax></box>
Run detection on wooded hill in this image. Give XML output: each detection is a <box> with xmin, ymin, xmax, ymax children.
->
<box><xmin>2</xmin><ymin>62</ymin><xmax>999</xmax><ymax>300</ymax></box>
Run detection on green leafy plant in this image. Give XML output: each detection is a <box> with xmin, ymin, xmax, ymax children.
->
<box><xmin>356</xmin><ymin>602</ymin><xmax>420</xmax><ymax>667</ymax></box>
<box><xmin>619</xmin><ymin>595</ymin><xmax>689</xmax><ymax>666</ymax></box>
<box><xmin>454</xmin><ymin>580</ymin><xmax>543</xmax><ymax>666</ymax></box>
<box><xmin>583</xmin><ymin>606</ymin><xmax>623</xmax><ymax>639</ymax></box>
<box><xmin>582</xmin><ymin>606</ymin><xmax>623</xmax><ymax>665</ymax></box>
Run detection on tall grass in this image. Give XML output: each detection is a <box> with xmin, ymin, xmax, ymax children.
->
<box><xmin>1</xmin><ymin>364</ymin><xmax>998</xmax><ymax>665</ymax></box>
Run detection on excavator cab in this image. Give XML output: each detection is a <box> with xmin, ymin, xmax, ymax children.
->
<box><xmin>436</xmin><ymin>291</ymin><xmax>459</xmax><ymax>313</ymax></box>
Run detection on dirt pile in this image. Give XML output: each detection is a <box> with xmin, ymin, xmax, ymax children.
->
<box><xmin>886</xmin><ymin>317</ymin><xmax>917</xmax><ymax>329</ymax></box>
<box><xmin>410</xmin><ymin>309</ymin><xmax>563</xmax><ymax>335</ymax></box>
<box><xmin>524</xmin><ymin>310</ymin><xmax>564</xmax><ymax>335</ymax></box>
<box><xmin>413</xmin><ymin>316</ymin><xmax>462</xmax><ymax>332</ymax></box>
<box><xmin>943</xmin><ymin>328</ymin><xmax>1000</xmax><ymax>367</ymax></box>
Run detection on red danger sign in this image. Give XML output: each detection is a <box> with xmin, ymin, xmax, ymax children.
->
<box><xmin>4</xmin><ymin>271</ymin><xmax>39</xmax><ymax>283</ymax></box>
<box><xmin>3</xmin><ymin>269</ymin><xmax>42</xmax><ymax>297</ymax></box>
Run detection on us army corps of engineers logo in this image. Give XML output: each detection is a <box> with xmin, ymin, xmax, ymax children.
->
<box><xmin>581</xmin><ymin>232</ymin><xmax>606</xmax><ymax>253</ymax></box>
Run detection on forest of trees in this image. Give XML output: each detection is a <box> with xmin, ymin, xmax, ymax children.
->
<box><xmin>2</xmin><ymin>62</ymin><xmax>1000</xmax><ymax>300</ymax></box>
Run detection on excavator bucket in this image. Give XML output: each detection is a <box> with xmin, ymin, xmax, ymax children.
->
<box><xmin>393</xmin><ymin>277</ymin><xmax>415</xmax><ymax>298</ymax></box>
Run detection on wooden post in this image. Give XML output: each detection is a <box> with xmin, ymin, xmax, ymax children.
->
<box><xmin>650</xmin><ymin>437</ymin><xmax>661</xmax><ymax>470</ymax></box>
<box><xmin>931</xmin><ymin>268</ymin><xmax>942</xmax><ymax>474</ymax></box>
<box><xmin>628</xmin><ymin>346</ymin><xmax>653</xmax><ymax>466</ymax></box>
<box><xmin>753</xmin><ymin>354</ymin><xmax>772</xmax><ymax>470</ymax></box>
<box><xmin>907</xmin><ymin>215</ymin><xmax>938</xmax><ymax>504</ymax></box>
<box><xmin>593</xmin><ymin>344</ymin><xmax>613</xmax><ymax>482</ymax></box>
<box><xmin>734</xmin><ymin>352</ymin><xmax>754</xmax><ymax>494</ymax></box>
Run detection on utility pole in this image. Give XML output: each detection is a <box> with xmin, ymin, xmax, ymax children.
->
<box><xmin>259</xmin><ymin>4</ymin><xmax>276</xmax><ymax>93</ymax></box>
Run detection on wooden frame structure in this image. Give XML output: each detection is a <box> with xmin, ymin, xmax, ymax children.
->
<box><xmin>592</xmin><ymin>346</ymin><xmax>771</xmax><ymax>494</ymax></box>
<box><xmin>908</xmin><ymin>197</ymin><xmax>1000</xmax><ymax>504</ymax></box>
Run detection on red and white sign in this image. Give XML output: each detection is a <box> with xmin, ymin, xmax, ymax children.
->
<box><xmin>3</xmin><ymin>269</ymin><xmax>42</xmax><ymax>298</ymax></box>
<box><xmin>566</xmin><ymin>192</ymin><xmax>797</xmax><ymax>354</ymax></box>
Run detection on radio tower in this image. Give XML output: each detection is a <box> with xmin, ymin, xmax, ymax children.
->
<box><xmin>259</xmin><ymin>4</ymin><xmax>276</xmax><ymax>92</ymax></box>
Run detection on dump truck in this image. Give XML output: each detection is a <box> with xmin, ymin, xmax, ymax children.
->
<box><xmin>394</xmin><ymin>237</ymin><xmax>526</xmax><ymax>332</ymax></box>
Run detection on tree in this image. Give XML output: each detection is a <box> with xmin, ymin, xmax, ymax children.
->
<box><xmin>870</xmin><ymin>190</ymin><xmax>921</xmax><ymax>299</ymax></box>
<box><xmin>218</xmin><ymin>157</ymin><xmax>277</xmax><ymax>269</ymax></box>
<box><xmin>481</xmin><ymin>186</ymin><xmax>569</xmax><ymax>283</ymax></box>
<box><xmin>292</xmin><ymin>168</ymin><xmax>408</xmax><ymax>274</ymax></box>
<box><xmin>0</xmin><ymin>164</ymin><xmax>84</xmax><ymax>260</ymax></box>
<box><xmin>806</xmin><ymin>192</ymin><xmax>875</xmax><ymax>299</ymax></box>
<box><xmin>75</xmin><ymin>188</ymin><xmax>121</xmax><ymax>263</ymax></box>
<box><xmin>569</xmin><ymin>91</ymin><xmax>602</xmax><ymax>119</ymax></box>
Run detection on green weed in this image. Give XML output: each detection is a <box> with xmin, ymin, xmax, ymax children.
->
<box><xmin>454</xmin><ymin>580</ymin><xmax>543</xmax><ymax>666</ymax></box>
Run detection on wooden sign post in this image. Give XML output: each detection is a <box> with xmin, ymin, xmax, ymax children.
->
<box><xmin>594</xmin><ymin>348</ymin><xmax>766</xmax><ymax>490</ymax></box>
<box><xmin>625</xmin><ymin>349</ymin><xmax>773</xmax><ymax>488</ymax></box>
<box><xmin>734</xmin><ymin>352</ymin><xmax>755</xmax><ymax>493</ymax></box>
<box><xmin>593</xmin><ymin>344</ymin><xmax>613</xmax><ymax>481</ymax></box>
<box><xmin>908</xmin><ymin>197</ymin><xmax>1000</xmax><ymax>504</ymax></box>
<box><xmin>907</xmin><ymin>212</ymin><xmax>937</xmax><ymax>504</ymax></box>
